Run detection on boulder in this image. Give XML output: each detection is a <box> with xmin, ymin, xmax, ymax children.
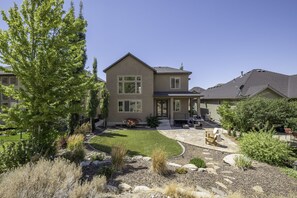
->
<box><xmin>167</xmin><ymin>162</ymin><xmax>182</xmax><ymax>167</ymax></box>
<box><xmin>106</xmin><ymin>185</ymin><xmax>119</xmax><ymax>193</ymax></box>
<box><xmin>132</xmin><ymin>155</ymin><xmax>143</xmax><ymax>160</ymax></box>
<box><xmin>133</xmin><ymin>185</ymin><xmax>151</xmax><ymax>193</ymax></box>
<box><xmin>92</xmin><ymin>159</ymin><xmax>111</xmax><ymax>166</ymax></box>
<box><xmin>142</xmin><ymin>157</ymin><xmax>151</xmax><ymax>161</ymax></box>
<box><xmin>198</xmin><ymin>168</ymin><xmax>207</xmax><ymax>172</ymax></box>
<box><xmin>223</xmin><ymin>154</ymin><xmax>243</xmax><ymax>166</ymax></box>
<box><xmin>206</xmin><ymin>168</ymin><xmax>217</xmax><ymax>175</ymax></box>
<box><xmin>192</xmin><ymin>191</ymin><xmax>212</xmax><ymax>198</ymax></box>
<box><xmin>118</xmin><ymin>183</ymin><xmax>132</xmax><ymax>192</ymax></box>
<box><xmin>182</xmin><ymin>164</ymin><xmax>198</xmax><ymax>171</ymax></box>
<box><xmin>79</xmin><ymin>160</ymin><xmax>91</xmax><ymax>167</ymax></box>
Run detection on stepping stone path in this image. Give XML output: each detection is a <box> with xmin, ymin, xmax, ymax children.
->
<box><xmin>215</xmin><ymin>182</ymin><xmax>228</xmax><ymax>190</ymax></box>
<box><xmin>223</xmin><ymin>178</ymin><xmax>233</xmax><ymax>184</ymax></box>
<box><xmin>220</xmin><ymin>170</ymin><xmax>233</xmax><ymax>174</ymax></box>
<box><xmin>205</xmin><ymin>157</ymin><xmax>213</xmax><ymax>160</ymax></box>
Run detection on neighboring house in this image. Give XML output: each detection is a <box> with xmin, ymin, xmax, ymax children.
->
<box><xmin>0</xmin><ymin>67</ymin><xmax>19</xmax><ymax>107</ymax></box>
<box><xmin>197</xmin><ymin>69</ymin><xmax>297</xmax><ymax>122</ymax></box>
<box><xmin>103</xmin><ymin>53</ymin><xmax>202</xmax><ymax>126</ymax></box>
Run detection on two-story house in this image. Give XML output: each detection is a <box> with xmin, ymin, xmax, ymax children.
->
<box><xmin>0</xmin><ymin>67</ymin><xmax>19</xmax><ymax>107</ymax></box>
<box><xmin>103</xmin><ymin>53</ymin><xmax>202</xmax><ymax>126</ymax></box>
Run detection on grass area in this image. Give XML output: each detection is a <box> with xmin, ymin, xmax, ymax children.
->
<box><xmin>0</xmin><ymin>133</ymin><xmax>30</xmax><ymax>151</ymax></box>
<box><xmin>90</xmin><ymin>129</ymin><xmax>182</xmax><ymax>157</ymax></box>
<box><xmin>280</xmin><ymin>167</ymin><xmax>297</xmax><ymax>180</ymax></box>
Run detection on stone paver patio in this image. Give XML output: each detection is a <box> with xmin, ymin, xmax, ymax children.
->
<box><xmin>157</xmin><ymin>121</ymin><xmax>239</xmax><ymax>153</ymax></box>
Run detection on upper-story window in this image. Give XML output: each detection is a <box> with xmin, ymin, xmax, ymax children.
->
<box><xmin>1</xmin><ymin>77</ymin><xmax>9</xmax><ymax>85</ymax></box>
<box><xmin>170</xmin><ymin>77</ymin><xmax>181</xmax><ymax>89</ymax></box>
<box><xmin>118</xmin><ymin>75</ymin><xmax>142</xmax><ymax>94</ymax></box>
<box><xmin>10</xmin><ymin>77</ymin><xmax>18</xmax><ymax>85</ymax></box>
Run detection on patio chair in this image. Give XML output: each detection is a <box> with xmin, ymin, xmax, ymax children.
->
<box><xmin>205</xmin><ymin>130</ymin><xmax>218</xmax><ymax>146</ymax></box>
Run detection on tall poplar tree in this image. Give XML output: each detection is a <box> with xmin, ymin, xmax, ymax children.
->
<box><xmin>0</xmin><ymin>0</ymin><xmax>90</xmax><ymax>154</ymax></box>
<box><xmin>88</xmin><ymin>58</ymin><xmax>100</xmax><ymax>131</ymax></box>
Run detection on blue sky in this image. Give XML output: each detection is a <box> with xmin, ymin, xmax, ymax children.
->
<box><xmin>1</xmin><ymin>0</ymin><xmax>297</xmax><ymax>89</ymax></box>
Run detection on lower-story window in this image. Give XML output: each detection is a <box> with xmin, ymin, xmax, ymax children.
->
<box><xmin>174</xmin><ymin>99</ymin><xmax>181</xmax><ymax>112</ymax></box>
<box><xmin>118</xmin><ymin>100</ymin><xmax>142</xmax><ymax>113</ymax></box>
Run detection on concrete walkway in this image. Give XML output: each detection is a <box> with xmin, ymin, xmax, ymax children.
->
<box><xmin>157</xmin><ymin>121</ymin><xmax>239</xmax><ymax>153</ymax></box>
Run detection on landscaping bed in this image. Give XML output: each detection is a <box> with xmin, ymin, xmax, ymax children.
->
<box><xmin>83</xmin><ymin>142</ymin><xmax>297</xmax><ymax>198</ymax></box>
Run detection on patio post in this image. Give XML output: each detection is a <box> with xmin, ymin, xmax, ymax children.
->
<box><xmin>170</xmin><ymin>97</ymin><xmax>174</xmax><ymax>125</ymax></box>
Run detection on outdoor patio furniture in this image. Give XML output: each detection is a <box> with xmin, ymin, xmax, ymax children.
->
<box><xmin>205</xmin><ymin>130</ymin><xmax>218</xmax><ymax>146</ymax></box>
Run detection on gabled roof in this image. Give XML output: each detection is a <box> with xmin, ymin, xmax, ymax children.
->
<box><xmin>0</xmin><ymin>66</ymin><xmax>13</xmax><ymax>75</ymax></box>
<box><xmin>190</xmin><ymin>86</ymin><xmax>205</xmax><ymax>94</ymax></box>
<box><xmin>103</xmin><ymin>53</ymin><xmax>156</xmax><ymax>73</ymax></box>
<box><xmin>153</xmin><ymin>66</ymin><xmax>192</xmax><ymax>74</ymax></box>
<box><xmin>201</xmin><ymin>69</ymin><xmax>297</xmax><ymax>99</ymax></box>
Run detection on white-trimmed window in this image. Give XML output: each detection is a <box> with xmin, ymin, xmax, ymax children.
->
<box><xmin>170</xmin><ymin>77</ymin><xmax>181</xmax><ymax>89</ymax></box>
<box><xmin>118</xmin><ymin>76</ymin><xmax>142</xmax><ymax>94</ymax></box>
<box><xmin>118</xmin><ymin>100</ymin><xmax>142</xmax><ymax>113</ymax></box>
<box><xmin>173</xmin><ymin>99</ymin><xmax>181</xmax><ymax>112</ymax></box>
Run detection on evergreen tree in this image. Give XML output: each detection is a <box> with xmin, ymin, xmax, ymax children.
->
<box><xmin>0</xmin><ymin>0</ymin><xmax>91</xmax><ymax>155</ymax></box>
<box><xmin>100</xmin><ymin>85</ymin><xmax>110</xmax><ymax>128</ymax></box>
<box><xmin>88</xmin><ymin>58</ymin><xmax>100</xmax><ymax>131</ymax></box>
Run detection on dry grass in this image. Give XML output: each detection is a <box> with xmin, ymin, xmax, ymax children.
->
<box><xmin>0</xmin><ymin>158</ymin><xmax>106</xmax><ymax>198</ymax></box>
<box><xmin>74</xmin><ymin>122</ymin><xmax>92</xmax><ymax>135</ymax></box>
<box><xmin>67</xmin><ymin>134</ymin><xmax>84</xmax><ymax>151</ymax></box>
<box><xmin>151</xmin><ymin>147</ymin><xmax>168</xmax><ymax>175</ymax></box>
<box><xmin>111</xmin><ymin>144</ymin><xmax>127</xmax><ymax>170</ymax></box>
<box><xmin>163</xmin><ymin>183</ymin><xmax>196</xmax><ymax>198</ymax></box>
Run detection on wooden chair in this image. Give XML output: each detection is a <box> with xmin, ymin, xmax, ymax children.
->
<box><xmin>205</xmin><ymin>130</ymin><xmax>218</xmax><ymax>146</ymax></box>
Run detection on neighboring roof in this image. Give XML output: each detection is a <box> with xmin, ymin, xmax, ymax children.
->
<box><xmin>153</xmin><ymin>66</ymin><xmax>192</xmax><ymax>74</ymax></box>
<box><xmin>201</xmin><ymin>69</ymin><xmax>297</xmax><ymax>99</ymax></box>
<box><xmin>190</xmin><ymin>86</ymin><xmax>205</xmax><ymax>94</ymax></box>
<box><xmin>154</xmin><ymin>91</ymin><xmax>202</xmax><ymax>97</ymax></box>
<box><xmin>103</xmin><ymin>52</ymin><xmax>156</xmax><ymax>73</ymax></box>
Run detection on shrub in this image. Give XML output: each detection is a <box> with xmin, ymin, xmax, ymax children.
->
<box><xmin>280</xmin><ymin>167</ymin><xmax>297</xmax><ymax>180</ymax></box>
<box><xmin>239</xmin><ymin>130</ymin><xmax>292</xmax><ymax>165</ymax></box>
<box><xmin>63</xmin><ymin>148</ymin><xmax>85</xmax><ymax>163</ymax></box>
<box><xmin>234</xmin><ymin>155</ymin><xmax>252</xmax><ymax>170</ymax></box>
<box><xmin>97</xmin><ymin>166</ymin><xmax>115</xmax><ymax>180</ymax></box>
<box><xmin>90</xmin><ymin>153</ymin><xmax>105</xmax><ymax>161</ymax></box>
<box><xmin>0</xmin><ymin>140</ymin><xmax>35</xmax><ymax>173</ymax></box>
<box><xmin>111</xmin><ymin>144</ymin><xmax>127</xmax><ymax>171</ymax></box>
<box><xmin>175</xmin><ymin>167</ymin><xmax>188</xmax><ymax>174</ymax></box>
<box><xmin>189</xmin><ymin>157</ymin><xmax>206</xmax><ymax>168</ymax></box>
<box><xmin>151</xmin><ymin>147</ymin><xmax>168</xmax><ymax>175</ymax></box>
<box><xmin>0</xmin><ymin>158</ymin><xmax>106</xmax><ymax>198</ymax></box>
<box><xmin>74</xmin><ymin>122</ymin><xmax>92</xmax><ymax>135</ymax></box>
<box><xmin>146</xmin><ymin>115</ymin><xmax>160</xmax><ymax>128</ymax></box>
<box><xmin>232</xmin><ymin>130</ymin><xmax>237</xmax><ymax>137</ymax></box>
<box><xmin>67</xmin><ymin>134</ymin><xmax>84</xmax><ymax>151</ymax></box>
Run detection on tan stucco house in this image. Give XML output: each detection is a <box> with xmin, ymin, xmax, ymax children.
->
<box><xmin>103</xmin><ymin>53</ymin><xmax>202</xmax><ymax>126</ymax></box>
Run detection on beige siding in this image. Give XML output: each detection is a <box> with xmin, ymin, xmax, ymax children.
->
<box><xmin>106</xmin><ymin>56</ymin><xmax>154</xmax><ymax>125</ymax></box>
<box><xmin>173</xmin><ymin>98</ymin><xmax>189</xmax><ymax>119</ymax></box>
<box><xmin>154</xmin><ymin>74</ymin><xmax>189</xmax><ymax>92</ymax></box>
<box><xmin>255</xmin><ymin>89</ymin><xmax>283</xmax><ymax>99</ymax></box>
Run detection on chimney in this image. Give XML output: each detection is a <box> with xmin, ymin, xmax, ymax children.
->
<box><xmin>241</xmin><ymin>71</ymin><xmax>244</xmax><ymax>77</ymax></box>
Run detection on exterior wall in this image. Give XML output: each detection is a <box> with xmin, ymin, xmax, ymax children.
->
<box><xmin>255</xmin><ymin>89</ymin><xmax>283</xmax><ymax>99</ymax></box>
<box><xmin>173</xmin><ymin>98</ymin><xmax>189</xmax><ymax>119</ymax></box>
<box><xmin>0</xmin><ymin>75</ymin><xmax>20</xmax><ymax>107</ymax></box>
<box><xmin>105</xmin><ymin>56</ymin><xmax>154</xmax><ymax>125</ymax></box>
<box><xmin>154</xmin><ymin>74</ymin><xmax>189</xmax><ymax>92</ymax></box>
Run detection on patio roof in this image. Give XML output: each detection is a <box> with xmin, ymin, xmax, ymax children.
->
<box><xmin>154</xmin><ymin>91</ymin><xmax>203</xmax><ymax>97</ymax></box>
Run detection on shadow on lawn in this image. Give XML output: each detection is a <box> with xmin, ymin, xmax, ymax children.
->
<box><xmin>89</xmin><ymin>143</ymin><xmax>143</xmax><ymax>157</ymax></box>
<box><xmin>98</xmin><ymin>132</ymin><xmax>127</xmax><ymax>138</ymax></box>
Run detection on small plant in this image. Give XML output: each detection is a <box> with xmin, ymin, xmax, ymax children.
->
<box><xmin>189</xmin><ymin>157</ymin><xmax>206</xmax><ymax>168</ymax></box>
<box><xmin>111</xmin><ymin>144</ymin><xmax>127</xmax><ymax>171</ymax></box>
<box><xmin>163</xmin><ymin>183</ymin><xmax>196</xmax><ymax>198</ymax></box>
<box><xmin>56</xmin><ymin>134</ymin><xmax>68</xmax><ymax>150</ymax></box>
<box><xmin>65</xmin><ymin>134</ymin><xmax>85</xmax><ymax>163</ymax></box>
<box><xmin>97</xmin><ymin>166</ymin><xmax>115</xmax><ymax>179</ymax></box>
<box><xmin>151</xmin><ymin>147</ymin><xmax>168</xmax><ymax>175</ymax></box>
<box><xmin>234</xmin><ymin>155</ymin><xmax>252</xmax><ymax>170</ymax></box>
<box><xmin>90</xmin><ymin>153</ymin><xmax>105</xmax><ymax>161</ymax></box>
<box><xmin>280</xmin><ymin>167</ymin><xmax>297</xmax><ymax>180</ymax></box>
<box><xmin>74</xmin><ymin>122</ymin><xmax>92</xmax><ymax>135</ymax></box>
<box><xmin>67</xmin><ymin>134</ymin><xmax>84</xmax><ymax>151</ymax></box>
<box><xmin>240</xmin><ymin>129</ymin><xmax>292</xmax><ymax>165</ymax></box>
<box><xmin>232</xmin><ymin>130</ymin><xmax>237</xmax><ymax>137</ymax></box>
<box><xmin>146</xmin><ymin>115</ymin><xmax>160</xmax><ymax>128</ymax></box>
<box><xmin>175</xmin><ymin>167</ymin><xmax>188</xmax><ymax>174</ymax></box>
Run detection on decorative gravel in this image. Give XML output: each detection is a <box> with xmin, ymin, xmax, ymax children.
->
<box><xmin>83</xmin><ymin>142</ymin><xmax>297</xmax><ymax>197</ymax></box>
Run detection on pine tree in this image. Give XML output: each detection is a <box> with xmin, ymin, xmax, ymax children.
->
<box><xmin>0</xmin><ymin>0</ymin><xmax>91</xmax><ymax>155</ymax></box>
<box><xmin>88</xmin><ymin>58</ymin><xmax>100</xmax><ymax>131</ymax></box>
<box><xmin>100</xmin><ymin>84</ymin><xmax>110</xmax><ymax>128</ymax></box>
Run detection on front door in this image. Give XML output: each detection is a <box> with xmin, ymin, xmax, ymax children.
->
<box><xmin>156</xmin><ymin>100</ymin><xmax>168</xmax><ymax>117</ymax></box>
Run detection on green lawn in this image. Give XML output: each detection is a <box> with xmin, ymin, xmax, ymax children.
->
<box><xmin>0</xmin><ymin>133</ymin><xmax>30</xmax><ymax>151</ymax></box>
<box><xmin>89</xmin><ymin>129</ymin><xmax>182</xmax><ymax>157</ymax></box>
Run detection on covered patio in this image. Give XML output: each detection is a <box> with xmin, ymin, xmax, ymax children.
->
<box><xmin>153</xmin><ymin>91</ymin><xmax>203</xmax><ymax>125</ymax></box>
